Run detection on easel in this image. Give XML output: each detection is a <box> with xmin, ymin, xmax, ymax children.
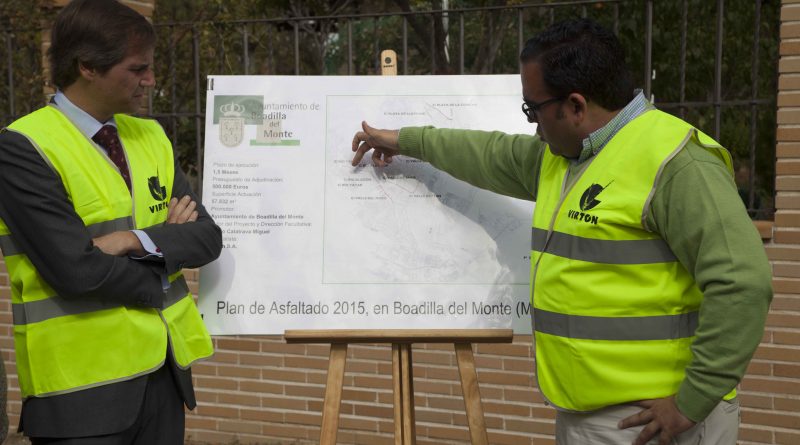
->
<box><xmin>284</xmin><ymin>329</ymin><xmax>514</xmax><ymax>445</ymax></box>
<box><xmin>286</xmin><ymin>49</ymin><xmax>512</xmax><ymax>444</ymax></box>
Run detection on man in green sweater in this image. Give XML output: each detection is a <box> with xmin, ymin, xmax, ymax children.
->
<box><xmin>351</xmin><ymin>18</ymin><xmax>771</xmax><ymax>445</ymax></box>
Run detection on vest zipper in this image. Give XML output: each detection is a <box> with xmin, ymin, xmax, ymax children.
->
<box><xmin>533</xmin><ymin>157</ymin><xmax>596</xmax><ymax>279</ymax></box>
<box><xmin>531</xmin><ymin>156</ymin><xmax>599</xmax><ymax>414</ymax></box>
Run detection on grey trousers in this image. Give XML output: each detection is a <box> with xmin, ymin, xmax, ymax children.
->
<box><xmin>556</xmin><ymin>398</ymin><xmax>740</xmax><ymax>445</ymax></box>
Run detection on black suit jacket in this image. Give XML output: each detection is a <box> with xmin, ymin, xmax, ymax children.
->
<box><xmin>0</xmin><ymin>125</ymin><xmax>222</xmax><ymax>437</ymax></box>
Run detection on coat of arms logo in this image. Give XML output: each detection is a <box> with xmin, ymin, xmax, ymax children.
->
<box><xmin>219</xmin><ymin>102</ymin><xmax>246</xmax><ymax>147</ymax></box>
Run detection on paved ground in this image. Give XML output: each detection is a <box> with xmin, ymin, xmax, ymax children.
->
<box><xmin>3</xmin><ymin>434</ymin><xmax>304</xmax><ymax>444</ymax></box>
<box><xmin>3</xmin><ymin>434</ymin><xmax>27</xmax><ymax>445</ymax></box>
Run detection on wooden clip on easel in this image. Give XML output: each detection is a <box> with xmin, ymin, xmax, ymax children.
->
<box><xmin>381</xmin><ymin>49</ymin><xmax>398</xmax><ymax>76</ymax></box>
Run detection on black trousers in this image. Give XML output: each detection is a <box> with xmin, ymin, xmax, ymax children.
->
<box><xmin>29</xmin><ymin>364</ymin><xmax>184</xmax><ymax>445</ymax></box>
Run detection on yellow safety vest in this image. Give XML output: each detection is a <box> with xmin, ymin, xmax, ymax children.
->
<box><xmin>531</xmin><ymin>109</ymin><xmax>735</xmax><ymax>411</ymax></box>
<box><xmin>0</xmin><ymin>106</ymin><xmax>212</xmax><ymax>398</ymax></box>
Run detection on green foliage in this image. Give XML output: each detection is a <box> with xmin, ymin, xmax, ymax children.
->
<box><xmin>0</xmin><ymin>0</ymin><xmax>779</xmax><ymax>217</ymax></box>
<box><xmin>0</xmin><ymin>0</ymin><xmax>55</xmax><ymax>125</ymax></box>
<box><xmin>615</xmin><ymin>0</ymin><xmax>779</xmax><ymax>217</ymax></box>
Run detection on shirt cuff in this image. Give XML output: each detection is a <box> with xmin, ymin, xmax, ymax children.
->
<box><xmin>676</xmin><ymin>380</ymin><xmax>722</xmax><ymax>422</ymax></box>
<box><xmin>130</xmin><ymin>230</ymin><xmax>170</xmax><ymax>291</ymax></box>
<box><xmin>398</xmin><ymin>126</ymin><xmax>426</xmax><ymax>158</ymax></box>
<box><xmin>130</xmin><ymin>230</ymin><xmax>163</xmax><ymax>259</ymax></box>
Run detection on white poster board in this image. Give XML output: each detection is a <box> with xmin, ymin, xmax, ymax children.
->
<box><xmin>199</xmin><ymin>75</ymin><xmax>535</xmax><ymax>335</ymax></box>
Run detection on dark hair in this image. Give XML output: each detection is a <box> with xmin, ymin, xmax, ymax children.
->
<box><xmin>48</xmin><ymin>0</ymin><xmax>156</xmax><ymax>89</ymax></box>
<box><xmin>519</xmin><ymin>18</ymin><xmax>633</xmax><ymax>111</ymax></box>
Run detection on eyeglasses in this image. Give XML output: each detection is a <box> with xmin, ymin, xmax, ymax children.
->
<box><xmin>521</xmin><ymin>97</ymin><xmax>565</xmax><ymax>123</ymax></box>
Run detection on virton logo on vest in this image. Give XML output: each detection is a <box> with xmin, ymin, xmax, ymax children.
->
<box><xmin>148</xmin><ymin>175</ymin><xmax>168</xmax><ymax>213</ymax></box>
<box><xmin>567</xmin><ymin>181</ymin><xmax>612</xmax><ymax>225</ymax></box>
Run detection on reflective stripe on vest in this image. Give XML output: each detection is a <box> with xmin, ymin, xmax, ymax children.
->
<box><xmin>534</xmin><ymin>308</ymin><xmax>698</xmax><ymax>340</ymax></box>
<box><xmin>530</xmin><ymin>109</ymin><xmax>734</xmax><ymax>411</ymax></box>
<box><xmin>12</xmin><ymin>277</ymin><xmax>191</xmax><ymax>325</ymax></box>
<box><xmin>4</xmin><ymin>107</ymin><xmax>212</xmax><ymax>398</ymax></box>
<box><xmin>1</xmin><ymin>216</ymin><xmax>133</xmax><ymax>257</ymax></box>
<box><xmin>531</xmin><ymin>227</ymin><xmax>676</xmax><ymax>264</ymax></box>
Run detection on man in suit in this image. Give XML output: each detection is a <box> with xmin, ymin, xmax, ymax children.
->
<box><xmin>0</xmin><ymin>0</ymin><xmax>221</xmax><ymax>443</ymax></box>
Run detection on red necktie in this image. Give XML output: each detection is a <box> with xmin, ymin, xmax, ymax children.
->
<box><xmin>93</xmin><ymin>124</ymin><xmax>132</xmax><ymax>192</ymax></box>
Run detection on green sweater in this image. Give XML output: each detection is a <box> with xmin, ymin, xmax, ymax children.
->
<box><xmin>398</xmin><ymin>125</ymin><xmax>772</xmax><ymax>422</ymax></box>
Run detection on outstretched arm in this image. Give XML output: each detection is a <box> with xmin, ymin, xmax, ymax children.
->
<box><xmin>351</xmin><ymin>121</ymin><xmax>545</xmax><ymax>201</ymax></box>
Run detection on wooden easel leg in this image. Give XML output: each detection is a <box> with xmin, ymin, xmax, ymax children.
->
<box><xmin>320</xmin><ymin>343</ymin><xmax>348</xmax><ymax>445</ymax></box>
<box><xmin>455</xmin><ymin>343</ymin><xmax>489</xmax><ymax>445</ymax></box>
<box><xmin>392</xmin><ymin>343</ymin><xmax>417</xmax><ymax>445</ymax></box>
<box><xmin>400</xmin><ymin>344</ymin><xmax>416</xmax><ymax>445</ymax></box>
<box><xmin>392</xmin><ymin>344</ymin><xmax>403</xmax><ymax>445</ymax></box>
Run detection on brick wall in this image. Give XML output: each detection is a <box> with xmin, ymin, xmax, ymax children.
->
<box><xmin>184</xmin><ymin>328</ymin><xmax>547</xmax><ymax>444</ymax></box>
<box><xmin>743</xmin><ymin>2</ymin><xmax>800</xmax><ymax>444</ymax></box>
<box><xmin>1</xmin><ymin>1</ymin><xmax>799</xmax><ymax>444</ymax></box>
